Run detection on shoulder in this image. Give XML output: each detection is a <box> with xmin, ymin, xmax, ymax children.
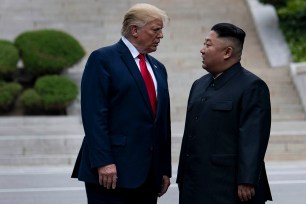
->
<box><xmin>147</xmin><ymin>55</ymin><xmax>165</xmax><ymax>68</ymax></box>
<box><xmin>239</xmin><ymin>67</ymin><xmax>269</xmax><ymax>92</ymax></box>
<box><xmin>147</xmin><ymin>54</ymin><xmax>168</xmax><ymax>78</ymax></box>
<box><xmin>90</xmin><ymin>43</ymin><xmax>118</xmax><ymax>58</ymax></box>
<box><xmin>194</xmin><ymin>74</ymin><xmax>211</xmax><ymax>85</ymax></box>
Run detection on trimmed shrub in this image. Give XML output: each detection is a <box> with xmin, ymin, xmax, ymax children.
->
<box><xmin>0</xmin><ymin>81</ymin><xmax>22</xmax><ymax>112</ymax></box>
<box><xmin>15</xmin><ymin>29</ymin><xmax>85</xmax><ymax>76</ymax></box>
<box><xmin>259</xmin><ymin>0</ymin><xmax>287</xmax><ymax>9</ymax></box>
<box><xmin>34</xmin><ymin>75</ymin><xmax>78</xmax><ymax>112</ymax></box>
<box><xmin>0</xmin><ymin>40</ymin><xmax>19</xmax><ymax>80</ymax></box>
<box><xmin>278</xmin><ymin>0</ymin><xmax>306</xmax><ymax>28</ymax></box>
<box><xmin>277</xmin><ymin>0</ymin><xmax>306</xmax><ymax>62</ymax></box>
<box><xmin>20</xmin><ymin>89</ymin><xmax>43</xmax><ymax>114</ymax></box>
<box><xmin>259</xmin><ymin>0</ymin><xmax>306</xmax><ymax>62</ymax></box>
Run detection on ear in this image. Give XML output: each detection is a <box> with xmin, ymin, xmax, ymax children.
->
<box><xmin>131</xmin><ymin>25</ymin><xmax>139</xmax><ymax>38</ymax></box>
<box><xmin>224</xmin><ymin>47</ymin><xmax>233</xmax><ymax>60</ymax></box>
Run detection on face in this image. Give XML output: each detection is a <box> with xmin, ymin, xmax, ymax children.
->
<box><xmin>200</xmin><ymin>31</ymin><xmax>227</xmax><ymax>75</ymax></box>
<box><xmin>133</xmin><ymin>19</ymin><xmax>164</xmax><ymax>54</ymax></box>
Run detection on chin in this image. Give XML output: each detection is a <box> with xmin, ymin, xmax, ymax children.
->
<box><xmin>150</xmin><ymin>48</ymin><xmax>157</xmax><ymax>52</ymax></box>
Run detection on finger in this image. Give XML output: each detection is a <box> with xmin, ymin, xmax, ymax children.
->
<box><xmin>98</xmin><ymin>174</ymin><xmax>103</xmax><ymax>185</ymax></box>
<box><xmin>111</xmin><ymin>175</ymin><xmax>117</xmax><ymax>189</ymax></box>
<box><xmin>158</xmin><ymin>180</ymin><xmax>170</xmax><ymax>197</ymax></box>
<box><xmin>238</xmin><ymin>188</ymin><xmax>247</xmax><ymax>201</ymax></box>
<box><xmin>238</xmin><ymin>188</ymin><xmax>243</xmax><ymax>201</ymax></box>
<box><xmin>106</xmin><ymin>176</ymin><xmax>112</xmax><ymax>189</ymax></box>
<box><xmin>251</xmin><ymin>188</ymin><xmax>255</xmax><ymax>197</ymax></box>
<box><xmin>103</xmin><ymin>176</ymin><xmax>108</xmax><ymax>188</ymax></box>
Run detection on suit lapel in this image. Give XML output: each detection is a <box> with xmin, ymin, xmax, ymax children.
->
<box><xmin>147</xmin><ymin>56</ymin><xmax>165</xmax><ymax>120</ymax></box>
<box><xmin>116</xmin><ymin>40</ymin><xmax>155</xmax><ymax>116</ymax></box>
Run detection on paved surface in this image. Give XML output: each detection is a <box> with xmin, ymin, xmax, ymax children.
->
<box><xmin>1</xmin><ymin>161</ymin><xmax>306</xmax><ymax>204</ymax></box>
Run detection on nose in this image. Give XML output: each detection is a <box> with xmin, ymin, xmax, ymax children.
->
<box><xmin>200</xmin><ymin>46</ymin><xmax>205</xmax><ymax>54</ymax></box>
<box><xmin>157</xmin><ymin>30</ymin><xmax>163</xmax><ymax>39</ymax></box>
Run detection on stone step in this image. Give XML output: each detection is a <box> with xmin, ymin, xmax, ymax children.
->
<box><xmin>0</xmin><ymin>118</ymin><xmax>306</xmax><ymax>166</ymax></box>
<box><xmin>171</xmin><ymin>105</ymin><xmax>306</xmax><ymax>122</ymax></box>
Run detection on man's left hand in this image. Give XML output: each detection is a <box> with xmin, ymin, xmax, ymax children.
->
<box><xmin>158</xmin><ymin>175</ymin><xmax>170</xmax><ymax>197</ymax></box>
<box><xmin>238</xmin><ymin>184</ymin><xmax>255</xmax><ymax>202</ymax></box>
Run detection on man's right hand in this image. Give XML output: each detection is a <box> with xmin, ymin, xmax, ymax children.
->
<box><xmin>98</xmin><ymin>164</ymin><xmax>117</xmax><ymax>189</ymax></box>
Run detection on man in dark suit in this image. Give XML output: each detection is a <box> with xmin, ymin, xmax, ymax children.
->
<box><xmin>176</xmin><ymin>23</ymin><xmax>272</xmax><ymax>204</ymax></box>
<box><xmin>72</xmin><ymin>3</ymin><xmax>171</xmax><ymax>204</ymax></box>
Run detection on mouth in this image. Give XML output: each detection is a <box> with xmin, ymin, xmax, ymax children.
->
<box><xmin>202</xmin><ymin>56</ymin><xmax>205</xmax><ymax>63</ymax></box>
<box><xmin>153</xmin><ymin>41</ymin><xmax>160</xmax><ymax>47</ymax></box>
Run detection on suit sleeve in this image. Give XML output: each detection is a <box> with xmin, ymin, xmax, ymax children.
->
<box><xmin>237</xmin><ymin>79</ymin><xmax>271</xmax><ymax>185</ymax></box>
<box><xmin>164</xmin><ymin>67</ymin><xmax>172</xmax><ymax>178</ymax></box>
<box><xmin>80</xmin><ymin>50</ymin><xmax>113</xmax><ymax>169</ymax></box>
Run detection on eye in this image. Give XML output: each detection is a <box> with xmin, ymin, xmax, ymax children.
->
<box><xmin>204</xmin><ymin>42</ymin><xmax>211</xmax><ymax>47</ymax></box>
<box><xmin>153</xmin><ymin>28</ymin><xmax>162</xmax><ymax>33</ymax></box>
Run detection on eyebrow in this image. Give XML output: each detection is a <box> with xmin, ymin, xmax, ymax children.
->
<box><xmin>205</xmin><ymin>38</ymin><xmax>212</xmax><ymax>43</ymax></box>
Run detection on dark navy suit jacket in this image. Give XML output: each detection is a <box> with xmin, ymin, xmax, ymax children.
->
<box><xmin>72</xmin><ymin>39</ymin><xmax>171</xmax><ymax>190</ymax></box>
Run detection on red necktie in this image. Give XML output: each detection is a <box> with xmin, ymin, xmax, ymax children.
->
<box><xmin>138</xmin><ymin>54</ymin><xmax>157</xmax><ymax>116</ymax></box>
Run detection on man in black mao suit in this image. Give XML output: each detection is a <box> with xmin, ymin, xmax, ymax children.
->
<box><xmin>177</xmin><ymin>23</ymin><xmax>272</xmax><ymax>204</ymax></box>
<box><xmin>72</xmin><ymin>3</ymin><xmax>171</xmax><ymax>204</ymax></box>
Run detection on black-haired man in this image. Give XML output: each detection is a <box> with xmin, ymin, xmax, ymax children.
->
<box><xmin>177</xmin><ymin>23</ymin><xmax>272</xmax><ymax>204</ymax></box>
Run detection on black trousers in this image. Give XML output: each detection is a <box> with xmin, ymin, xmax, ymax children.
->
<box><xmin>85</xmin><ymin>172</ymin><xmax>158</xmax><ymax>204</ymax></box>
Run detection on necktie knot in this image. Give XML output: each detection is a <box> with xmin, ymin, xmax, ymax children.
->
<box><xmin>138</xmin><ymin>53</ymin><xmax>145</xmax><ymax>61</ymax></box>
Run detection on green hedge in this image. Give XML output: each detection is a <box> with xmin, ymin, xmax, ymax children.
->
<box><xmin>15</xmin><ymin>29</ymin><xmax>85</xmax><ymax>76</ymax></box>
<box><xmin>259</xmin><ymin>0</ymin><xmax>287</xmax><ymax>9</ymax></box>
<box><xmin>259</xmin><ymin>0</ymin><xmax>306</xmax><ymax>62</ymax></box>
<box><xmin>20</xmin><ymin>89</ymin><xmax>42</xmax><ymax>113</ymax></box>
<box><xmin>34</xmin><ymin>75</ymin><xmax>78</xmax><ymax>111</ymax></box>
<box><xmin>0</xmin><ymin>40</ymin><xmax>19</xmax><ymax>80</ymax></box>
<box><xmin>0</xmin><ymin>81</ymin><xmax>22</xmax><ymax>112</ymax></box>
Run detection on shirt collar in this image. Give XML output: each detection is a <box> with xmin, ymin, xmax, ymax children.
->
<box><xmin>121</xmin><ymin>36</ymin><xmax>140</xmax><ymax>59</ymax></box>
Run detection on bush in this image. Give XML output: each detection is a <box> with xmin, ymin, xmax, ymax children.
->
<box><xmin>260</xmin><ymin>0</ymin><xmax>306</xmax><ymax>62</ymax></box>
<box><xmin>34</xmin><ymin>75</ymin><xmax>78</xmax><ymax>112</ymax></box>
<box><xmin>0</xmin><ymin>40</ymin><xmax>19</xmax><ymax>80</ymax></box>
<box><xmin>15</xmin><ymin>29</ymin><xmax>85</xmax><ymax>77</ymax></box>
<box><xmin>259</xmin><ymin>0</ymin><xmax>288</xmax><ymax>9</ymax></box>
<box><xmin>0</xmin><ymin>82</ymin><xmax>22</xmax><ymax>112</ymax></box>
<box><xmin>278</xmin><ymin>0</ymin><xmax>306</xmax><ymax>28</ymax></box>
<box><xmin>277</xmin><ymin>0</ymin><xmax>306</xmax><ymax>62</ymax></box>
<box><xmin>20</xmin><ymin>89</ymin><xmax>43</xmax><ymax>113</ymax></box>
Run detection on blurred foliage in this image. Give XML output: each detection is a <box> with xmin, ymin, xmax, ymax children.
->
<box><xmin>0</xmin><ymin>40</ymin><xmax>19</xmax><ymax>80</ymax></box>
<box><xmin>259</xmin><ymin>0</ymin><xmax>306</xmax><ymax>62</ymax></box>
<box><xmin>0</xmin><ymin>29</ymin><xmax>83</xmax><ymax>115</ymax></box>
<box><xmin>20</xmin><ymin>89</ymin><xmax>43</xmax><ymax>114</ymax></box>
<box><xmin>15</xmin><ymin>29</ymin><xmax>85</xmax><ymax>77</ymax></box>
<box><xmin>34</xmin><ymin>75</ymin><xmax>78</xmax><ymax>112</ymax></box>
<box><xmin>0</xmin><ymin>81</ymin><xmax>22</xmax><ymax>112</ymax></box>
<box><xmin>259</xmin><ymin>0</ymin><xmax>288</xmax><ymax>9</ymax></box>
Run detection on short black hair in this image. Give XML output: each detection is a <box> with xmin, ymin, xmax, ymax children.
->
<box><xmin>211</xmin><ymin>23</ymin><xmax>246</xmax><ymax>47</ymax></box>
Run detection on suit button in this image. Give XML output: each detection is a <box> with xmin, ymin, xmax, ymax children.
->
<box><xmin>194</xmin><ymin>116</ymin><xmax>198</xmax><ymax>120</ymax></box>
<box><xmin>186</xmin><ymin>154</ymin><xmax>190</xmax><ymax>157</ymax></box>
<box><xmin>188</xmin><ymin>134</ymin><xmax>193</xmax><ymax>138</ymax></box>
<box><xmin>150</xmin><ymin>146</ymin><xmax>153</xmax><ymax>151</ymax></box>
<box><xmin>201</xmin><ymin>97</ymin><xmax>206</xmax><ymax>102</ymax></box>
